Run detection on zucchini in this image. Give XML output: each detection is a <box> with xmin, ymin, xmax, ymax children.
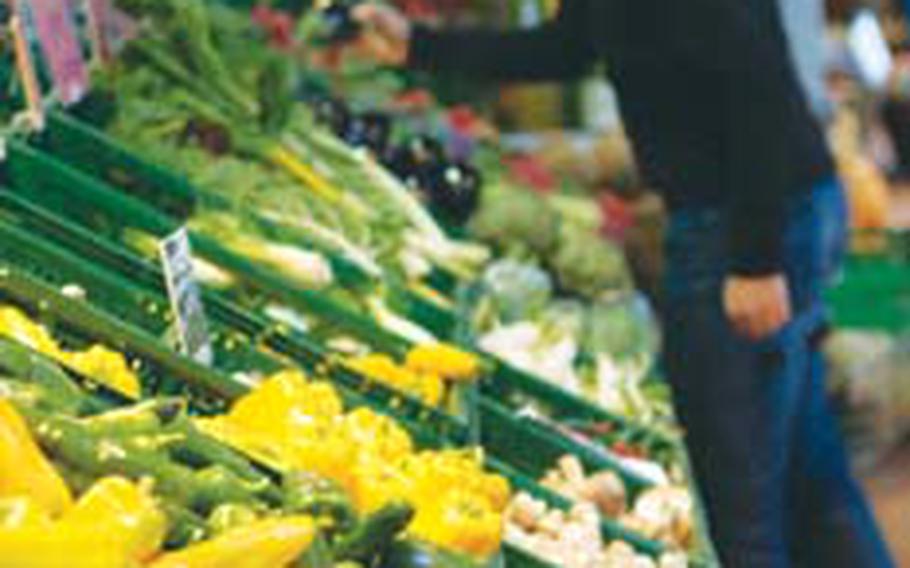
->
<box><xmin>282</xmin><ymin>471</ymin><xmax>356</xmax><ymax>533</ymax></box>
<box><xmin>294</xmin><ymin>533</ymin><xmax>335</xmax><ymax>568</ymax></box>
<box><xmin>206</xmin><ymin>502</ymin><xmax>260</xmax><ymax>535</ymax></box>
<box><xmin>0</xmin><ymin>338</ymin><xmax>87</xmax><ymax>414</ymax></box>
<box><xmin>167</xmin><ymin>419</ymin><xmax>272</xmax><ymax>485</ymax></box>
<box><xmin>380</xmin><ymin>541</ymin><xmax>480</xmax><ymax>568</ymax></box>
<box><xmin>19</xmin><ymin>409</ymin><xmax>274</xmax><ymax>515</ymax></box>
<box><xmin>190</xmin><ymin>465</ymin><xmax>270</xmax><ymax>513</ymax></box>
<box><xmin>80</xmin><ymin>397</ymin><xmax>186</xmax><ymax>437</ymax></box>
<box><xmin>333</xmin><ymin>502</ymin><xmax>415</xmax><ymax>564</ymax></box>
<box><xmin>162</xmin><ymin>502</ymin><xmax>210</xmax><ymax>549</ymax></box>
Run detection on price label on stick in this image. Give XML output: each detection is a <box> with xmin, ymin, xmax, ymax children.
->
<box><xmin>9</xmin><ymin>11</ymin><xmax>44</xmax><ymax>130</ymax></box>
<box><xmin>85</xmin><ymin>0</ymin><xmax>114</xmax><ymax>63</ymax></box>
<box><xmin>28</xmin><ymin>0</ymin><xmax>88</xmax><ymax>105</ymax></box>
<box><xmin>159</xmin><ymin>228</ymin><xmax>214</xmax><ymax>367</ymax></box>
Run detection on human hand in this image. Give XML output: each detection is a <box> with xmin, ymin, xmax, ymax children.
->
<box><xmin>351</xmin><ymin>3</ymin><xmax>412</xmax><ymax>66</ymax></box>
<box><xmin>723</xmin><ymin>274</ymin><xmax>792</xmax><ymax>340</ymax></box>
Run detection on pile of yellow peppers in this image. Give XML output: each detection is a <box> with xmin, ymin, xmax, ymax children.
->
<box><xmin>346</xmin><ymin>343</ymin><xmax>482</xmax><ymax>406</ymax></box>
<box><xmin>0</xmin><ymin>307</ymin><xmax>505</xmax><ymax>559</ymax></box>
<box><xmin>0</xmin><ymin>306</ymin><xmax>142</xmax><ymax>400</ymax></box>
<box><xmin>198</xmin><ymin>369</ymin><xmax>508</xmax><ymax>557</ymax></box>
<box><xmin>0</xmin><ymin>398</ymin><xmax>317</xmax><ymax>568</ymax></box>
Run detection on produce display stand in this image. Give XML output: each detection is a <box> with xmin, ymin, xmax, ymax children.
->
<box><xmin>0</xmin><ymin>202</ymin><xmax>676</xmax><ymax>567</ymax></box>
<box><xmin>0</xmin><ymin>162</ymin><xmax>707</xmax><ymax>564</ymax></box>
<box><xmin>21</xmin><ymin>110</ymin><xmax>685</xmax><ymax>449</ymax></box>
<box><xmin>0</xmin><ymin>0</ymin><xmax>721</xmax><ymax>560</ymax></box>
<box><xmin>20</xmin><ymin>111</ymin><xmax>678</xmax><ymax>458</ymax></box>
<box><xmin>0</xmin><ymin>178</ymin><xmax>681</xmax><ymax>560</ymax></box>
<box><xmin>2</xmin><ymin>138</ymin><xmax>489</xmax><ymax>436</ymax></box>
<box><xmin>0</xmin><ymin>298</ymin><xmax>521</xmax><ymax>567</ymax></box>
<box><xmin>33</xmin><ymin>110</ymin><xmax>683</xmax><ymax>465</ymax></box>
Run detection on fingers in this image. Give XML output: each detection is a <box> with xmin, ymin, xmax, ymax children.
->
<box><xmin>350</xmin><ymin>3</ymin><xmax>410</xmax><ymax>65</ymax></box>
<box><xmin>723</xmin><ymin>275</ymin><xmax>792</xmax><ymax>341</ymax></box>
<box><xmin>351</xmin><ymin>3</ymin><xmax>379</xmax><ymax>25</ymax></box>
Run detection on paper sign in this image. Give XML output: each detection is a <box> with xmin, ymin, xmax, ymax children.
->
<box><xmin>159</xmin><ymin>228</ymin><xmax>214</xmax><ymax>366</ymax></box>
<box><xmin>29</xmin><ymin>0</ymin><xmax>89</xmax><ymax>105</ymax></box>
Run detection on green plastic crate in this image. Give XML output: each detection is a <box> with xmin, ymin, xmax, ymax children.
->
<box><xmin>5</xmin><ymin>138</ymin><xmax>413</xmax><ymax>353</ymax></box>
<box><xmin>827</xmin><ymin>231</ymin><xmax>910</xmax><ymax>334</ymax></box>
<box><xmin>0</xmin><ymin>213</ymin><xmax>674</xmax><ymax>566</ymax></box>
<box><xmin>39</xmin><ymin>110</ymin><xmax>457</xmax><ymax>337</ymax></box>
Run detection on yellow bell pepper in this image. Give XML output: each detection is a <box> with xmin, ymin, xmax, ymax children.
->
<box><xmin>0</xmin><ymin>307</ymin><xmax>63</xmax><ymax>359</ymax></box>
<box><xmin>199</xmin><ymin>372</ymin><xmax>509</xmax><ymax>559</ymax></box>
<box><xmin>341</xmin><ymin>408</ymin><xmax>414</xmax><ymax>463</ymax></box>
<box><xmin>405</xmin><ymin>344</ymin><xmax>481</xmax><ymax>383</ymax></box>
<box><xmin>0</xmin><ymin>478</ymin><xmax>165</xmax><ymax>568</ymax></box>
<box><xmin>229</xmin><ymin>370</ymin><xmax>342</xmax><ymax>435</ymax></box>
<box><xmin>0</xmin><ymin>399</ymin><xmax>73</xmax><ymax>516</ymax></box>
<box><xmin>0</xmin><ymin>307</ymin><xmax>140</xmax><ymax>399</ymax></box>
<box><xmin>0</xmin><ymin>497</ymin><xmax>51</xmax><ymax>529</ymax></box>
<box><xmin>149</xmin><ymin>515</ymin><xmax>316</xmax><ymax>568</ymax></box>
<box><xmin>346</xmin><ymin>354</ymin><xmax>444</xmax><ymax>406</ymax></box>
<box><xmin>62</xmin><ymin>477</ymin><xmax>166</xmax><ymax>563</ymax></box>
<box><xmin>63</xmin><ymin>345</ymin><xmax>142</xmax><ymax>400</ymax></box>
<box><xmin>408</xmin><ymin>489</ymin><xmax>504</xmax><ymax>558</ymax></box>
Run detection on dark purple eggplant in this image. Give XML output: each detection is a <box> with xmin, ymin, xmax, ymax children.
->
<box><xmin>343</xmin><ymin>111</ymin><xmax>392</xmax><ymax>155</ymax></box>
<box><xmin>383</xmin><ymin>135</ymin><xmax>445</xmax><ymax>180</ymax></box>
<box><xmin>321</xmin><ymin>1</ymin><xmax>362</xmax><ymax>44</ymax></box>
<box><xmin>424</xmin><ymin>162</ymin><xmax>483</xmax><ymax>227</ymax></box>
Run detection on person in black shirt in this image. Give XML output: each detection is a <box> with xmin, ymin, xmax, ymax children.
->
<box><xmin>351</xmin><ymin>2</ymin><xmax>894</xmax><ymax>566</ymax></box>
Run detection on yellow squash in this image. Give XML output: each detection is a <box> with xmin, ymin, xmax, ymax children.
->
<box><xmin>0</xmin><ymin>523</ymin><xmax>130</xmax><ymax>568</ymax></box>
<box><xmin>0</xmin><ymin>399</ymin><xmax>73</xmax><ymax>516</ymax></box>
<box><xmin>63</xmin><ymin>345</ymin><xmax>142</xmax><ymax>400</ymax></box>
<box><xmin>62</xmin><ymin>477</ymin><xmax>166</xmax><ymax>563</ymax></box>
<box><xmin>149</xmin><ymin>515</ymin><xmax>316</xmax><ymax>568</ymax></box>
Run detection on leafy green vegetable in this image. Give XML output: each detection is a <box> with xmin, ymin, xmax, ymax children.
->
<box><xmin>551</xmin><ymin>225</ymin><xmax>632</xmax><ymax>299</ymax></box>
<box><xmin>468</xmin><ymin>185</ymin><xmax>560</xmax><ymax>259</ymax></box>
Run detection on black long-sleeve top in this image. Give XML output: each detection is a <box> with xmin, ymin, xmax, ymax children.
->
<box><xmin>408</xmin><ymin>0</ymin><xmax>835</xmax><ymax>276</ymax></box>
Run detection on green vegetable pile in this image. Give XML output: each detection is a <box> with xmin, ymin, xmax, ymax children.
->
<box><xmin>469</xmin><ymin>183</ymin><xmax>632</xmax><ymax>300</ymax></box>
<box><xmin>99</xmin><ymin>0</ymin><xmax>487</xmax><ymax>289</ymax></box>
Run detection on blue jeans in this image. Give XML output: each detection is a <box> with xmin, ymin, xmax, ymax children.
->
<box><xmin>663</xmin><ymin>180</ymin><xmax>894</xmax><ymax>567</ymax></box>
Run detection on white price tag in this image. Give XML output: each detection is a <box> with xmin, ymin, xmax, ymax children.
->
<box><xmin>159</xmin><ymin>228</ymin><xmax>214</xmax><ymax>366</ymax></box>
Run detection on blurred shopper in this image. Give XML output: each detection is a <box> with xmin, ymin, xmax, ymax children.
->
<box><xmin>351</xmin><ymin>1</ymin><xmax>894</xmax><ymax>566</ymax></box>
